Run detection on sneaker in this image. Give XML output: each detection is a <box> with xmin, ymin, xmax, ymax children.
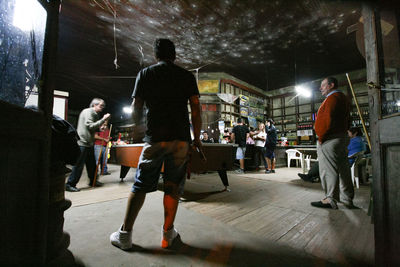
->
<box><xmin>271</xmin><ymin>170</ymin><xmax>275</xmax><ymax>173</ymax></box>
<box><xmin>110</xmin><ymin>225</ymin><xmax>132</xmax><ymax>250</ymax></box>
<box><xmin>103</xmin><ymin>171</ymin><xmax>111</xmax><ymax>175</ymax></box>
<box><xmin>265</xmin><ymin>170</ymin><xmax>272</xmax><ymax>174</ymax></box>
<box><xmin>235</xmin><ymin>169</ymin><xmax>244</xmax><ymax>174</ymax></box>
<box><xmin>161</xmin><ymin>226</ymin><xmax>179</xmax><ymax>249</ymax></box>
<box><xmin>65</xmin><ymin>184</ymin><xmax>80</xmax><ymax>192</ymax></box>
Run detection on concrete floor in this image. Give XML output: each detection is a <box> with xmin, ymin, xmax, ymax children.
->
<box><xmin>64</xmin><ymin>164</ymin><xmax>373</xmax><ymax>267</ymax></box>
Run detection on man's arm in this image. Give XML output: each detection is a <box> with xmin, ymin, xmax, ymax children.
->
<box><xmin>189</xmin><ymin>95</ymin><xmax>202</xmax><ymax>148</ymax></box>
<box><xmin>131</xmin><ymin>97</ymin><xmax>146</xmax><ymax>142</ymax></box>
<box><xmin>85</xmin><ymin>112</ymin><xmax>110</xmax><ymax>131</ymax></box>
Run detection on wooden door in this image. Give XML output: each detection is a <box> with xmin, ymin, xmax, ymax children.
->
<box><xmin>363</xmin><ymin>5</ymin><xmax>400</xmax><ymax>266</ymax></box>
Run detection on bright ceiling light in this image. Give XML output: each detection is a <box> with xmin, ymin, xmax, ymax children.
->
<box><xmin>13</xmin><ymin>0</ymin><xmax>46</xmax><ymax>32</ymax></box>
<box><xmin>123</xmin><ymin>107</ymin><xmax>132</xmax><ymax>114</ymax></box>
<box><xmin>295</xmin><ymin>85</ymin><xmax>312</xmax><ymax>98</ymax></box>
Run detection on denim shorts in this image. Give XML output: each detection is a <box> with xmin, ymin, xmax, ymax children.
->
<box><xmin>236</xmin><ymin>146</ymin><xmax>246</xmax><ymax>160</ymax></box>
<box><xmin>264</xmin><ymin>148</ymin><xmax>275</xmax><ymax>159</ymax></box>
<box><xmin>131</xmin><ymin>141</ymin><xmax>189</xmax><ymax>193</ymax></box>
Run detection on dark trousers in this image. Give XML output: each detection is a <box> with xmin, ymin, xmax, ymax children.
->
<box><xmin>67</xmin><ymin>146</ymin><xmax>96</xmax><ymax>186</ymax></box>
<box><xmin>254</xmin><ymin>146</ymin><xmax>268</xmax><ymax>169</ymax></box>
<box><xmin>217</xmin><ymin>170</ymin><xmax>229</xmax><ymax>186</ymax></box>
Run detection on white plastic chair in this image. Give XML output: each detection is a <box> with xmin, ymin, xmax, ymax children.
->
<box><xmin>305</xmin><ymin>155</ymin><xmax>318</xmax><ymax>171</ymax></box>
<box><xmin>350</xmin><ymin>151</ymin><xmax>365</xmax><ymax>189</ymax></box>
<box><xmin>285</xmin><ymin>149</ymin><xmax>303</xmax><ymax>169</ymax></box>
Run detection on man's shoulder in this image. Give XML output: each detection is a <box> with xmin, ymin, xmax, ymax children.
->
<box><xmin>80</xmin><ymin>107</ymin><xmax>93</xmax><ymax>116</ymax></box>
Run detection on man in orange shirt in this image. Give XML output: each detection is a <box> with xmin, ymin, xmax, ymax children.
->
<box><xmin>311</xmin><ymin>77</ymin><xmax>354</xmax><ymax>209</ymax></box>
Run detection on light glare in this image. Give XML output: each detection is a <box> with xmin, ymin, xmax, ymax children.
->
<box><xmin>295</xmin><ymin>85</ymin><xmax>312</xmax><ymax>98</ymax></box>
<box><xmin>13</xmin><ymin>0</ymin><xmax>46</xmax><ymax>32</ymax></box>
<box><xmin>123</xmin><ymin>107</ymin><xmax>132</xmax><ymax>114</ymax></box>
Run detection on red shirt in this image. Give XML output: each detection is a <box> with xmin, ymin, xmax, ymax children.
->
<box><xmin>94</xmin><ymin>129</ymin><xmax>110</xmax><ymax>146</ymax></box>
<box><xmin>315</xmin><ymin>92</ymin><xmax>350</xmax><ymax>143</ymax></box>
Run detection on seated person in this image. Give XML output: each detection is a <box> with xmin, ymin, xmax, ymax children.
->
<box><xmin>298</xmin><ymin>128</ymin><xmax>367</xmax><ymax>183</ymax></box>
<box><xmin>298</xmin><ymin>162</ymin><xmax>320</xmax><ymax>183</ymax></box>
<box><xmin>347</xmin><ymin>127</ymin><xmax>367</xmax><ymax>165</ymax></box>
<box><xmin>201</xmin><ymin>131</ymin><xmax>213</xmax><ymax>143</ymax></box>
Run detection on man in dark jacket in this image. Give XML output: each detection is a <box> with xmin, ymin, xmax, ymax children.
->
<box><xmin>265</xmin><ymin>119</ymin><xmax>277</xmax><ymax>173</ymax></box>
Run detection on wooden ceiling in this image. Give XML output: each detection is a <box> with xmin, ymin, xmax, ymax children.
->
<box><xmin>56</xmin><ymin>0</ymin><xmax>368</xmax><ymax>116</ymax></box>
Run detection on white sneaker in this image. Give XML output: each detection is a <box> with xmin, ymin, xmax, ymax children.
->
<box><xmin>110</xmin><ymin>225</ymin><xmax>132</xmax><ymax>250</ymax></box>
<box><xmin>161</xmin><ymin>226</ymin><xmax>178</xmax><ymax>249</ymax></box>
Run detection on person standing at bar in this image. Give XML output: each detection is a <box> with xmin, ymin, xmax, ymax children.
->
<box><xmin>65</xmin><ymin>98</ymin><xmax>110</xmax><ymax>192</ymax></box>
<box><xmin>265</xmin><ymin>119</ymin><xmax>277</xmax><ymax>173</ymax></box>
<box><xmin>94</xmin><ymin>122</ymin><xmax>111</xmax><ymax>175</ymax></box>
<box><xmin>311</xmin><ymin>77</ymin><xmax>354</xmax><ymax>209</ymax></box>
<box><xmin>110</xmin><ymin>39</ymin><xmax>202</xmax><ymax>250</ymax></box>
<box><xmin>231</xmin><ymin>118</ymin><xmax>249</xmax><ymax>174</ymax></box>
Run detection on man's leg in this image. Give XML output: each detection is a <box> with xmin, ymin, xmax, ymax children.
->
<box><xmin>314</xmin><ymin>139</ymin><xmax>340</xmax><ymax>209</ymax></box>
<box><xmin>271</xmin><ymin>156</ymin><xmax>276</xmax><ymax>171</ymax></box>
<box><xmin>337</xmin><ymin>139</ymin><xmax>354</xmax><ymax>205</ymax></box>
<box><xmin>122</xmin><ymin>192</ymin><xmax>146</xmax><ymax>231</ymax></box>
<box><xmin>66</xmin><ymin>146</ymin><xmax>87</xmax><ymax>189</ymax></box>
<box><xmin>261</xmin><ymin>148</ymin><xmax>268</xmax><ymax>169</ymax></box>
<box><xmin>163</xmin><ymin>181</ymin><xmax>180</xmax><ymax>231</ymax></box>
<box><xmin>239</xmin><ymin>158</ymin><xmax>245</xmax><ymax>170</ymax></box>
<box><xmin>111</xmin><ymin>142</ymin><xmax>164</xmax><ymax>250</ymax></box>
<box><xmin>237</xmin><ymin>147</ymin><xmax>246</xmax><ymax>173</ymax></box>
<box><xmin>266</xmin><ymin>157</ymin><xmax>271</xmax><ymax>170</ymax></box>
<box><xmin>102</xmin><ymin>146</ymin><xmax>108</xmax><ymax>173</ymax></box>
<box><xmin>85</xmin><ymin>146</ymin><xmax>98</xmax><ymax>185</ymax></box>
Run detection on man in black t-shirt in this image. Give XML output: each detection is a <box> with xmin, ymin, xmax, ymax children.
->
<box><xmin>231</xmin><ymin>118</ymin><xmax>249</xmax><ymax>173</ymax></box>
<box><xmin>111</xmin><ymin>39</ymin><xmax>202</xmax><ymax>250</ymax></box>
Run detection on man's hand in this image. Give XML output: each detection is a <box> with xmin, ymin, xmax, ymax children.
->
<box><xmin>103</xmin><ymin>113</ymin><xmax>111</xmax><ymax>121</ymax></box>
<box><xmin>193</xmin><ymin>138</ymin><xmax>206</xmax><ymax>161</ymax></box>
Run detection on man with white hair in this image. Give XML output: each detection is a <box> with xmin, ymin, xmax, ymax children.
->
<box><xmin>65</xmin><ymin>98</ymin><xmax>110</xmax><ymax>192</ymax></box>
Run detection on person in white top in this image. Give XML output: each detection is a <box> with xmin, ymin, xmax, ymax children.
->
<box><xmin>252</xmin><ymin>123</ymin><xmax>268</xmax><ymax>172</ymax></box>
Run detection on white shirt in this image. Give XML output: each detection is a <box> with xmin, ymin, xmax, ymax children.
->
<box><xmin>254</xmin><ymin>131</ymin><xmax>266</xmax><ymax>147</ymax></box>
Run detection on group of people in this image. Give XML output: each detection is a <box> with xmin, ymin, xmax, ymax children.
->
<box><xmin>63</xmin><ymin>39</ymin><xmax>363</xmax><ymax>252</ymax></box>
<box><xmin>230</xmin><ymin>118</ymin><xmax>278</xmax><ymax>174</ymax></box>
<box><xmin>65</xmin><ymin>98</ymin><xmax>111</xmax><ymax>192</ymax></box>
<box><xmin>200</xmin><ymin>118</ymin><xmax>278</xmax><ymax>175</ymax></box>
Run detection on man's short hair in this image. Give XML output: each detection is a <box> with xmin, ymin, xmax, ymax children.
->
<box><xmin>237</xmin><ymin>118</ymin><xmax>242</xmax><ymax>123</ymax></box>
<box><xmin>154</xmin><ymin>39</ymin><xmax>176</xmax><ymax>61</ymax></box>
<box><xmin>90</xmin><ymin>98</ymin><xmax>105</xmax><ymax>107</ymax></box>
<box><xmin>202</xmin><ymin>131</ymin><xmax>208</xmax><ymax>134</ymax></box>
<box><xmin>267</xmin><ymin>119</ymin><xmax>274</xmax><ymax>125</ymax></box>
<box><xmin>325</xmin><ymin>77</ymin><xmax>338</xmax><ymax>89</ymax></box>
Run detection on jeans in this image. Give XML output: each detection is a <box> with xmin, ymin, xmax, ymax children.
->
<box><xmin>67</xmin><ymin>146</ymin><xmax>96</xmax><ymax>187</ymax></box>
<box><xmin>254</xmin><ymin>146</ymin><xmax>268</xmax><ymax>169</ymax></box>
<box><xmin>94</xmin><ymin>144</ymin><xmax>108</xmax><ymax>173</ymax></box>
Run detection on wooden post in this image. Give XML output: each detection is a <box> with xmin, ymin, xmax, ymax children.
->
<box><xmin>362</xmin><ymin>3</ymin><xmax>386</xmax><ymax>266</ymax></box>
<box><xmin>345</xmin><ymin>73</ymin><xmax>372</xmax><ymax>149</ymax></box>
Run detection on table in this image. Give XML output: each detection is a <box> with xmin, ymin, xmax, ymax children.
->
<box><xmin>112</xmin><ymin>143</ymin><xmax>237</xmax><ymax>182</ymax></box>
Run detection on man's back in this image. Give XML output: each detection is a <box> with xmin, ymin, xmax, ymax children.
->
<box><xmin>133</xmin><ymin>61</ymin><xmax>198</xmax><ymax>143</ymax></box>
<box><xmin>232</xmin><ymin>124</ymin><xmax>249</xmax><ymax>147</ymax></box>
